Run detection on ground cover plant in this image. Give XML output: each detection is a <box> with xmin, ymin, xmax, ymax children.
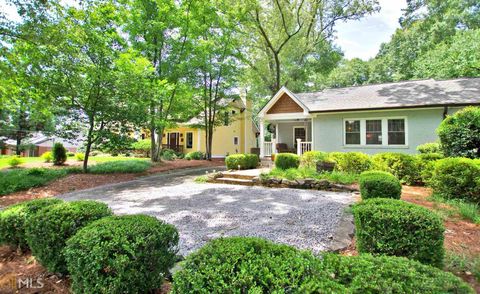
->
<box><xmin>87</xmin><ymin>160</ymin><xmax>151</xmax><ymax>174</ymax></box>
<box><xmin>264</xmin><ymin>167</ymin><xmax>358</xmax><ymax>185</ymax></box>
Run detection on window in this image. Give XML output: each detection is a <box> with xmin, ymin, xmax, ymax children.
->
<box><xmin>232</xmin><ymin>110</ymin><xmax>236</xmax><ymax>115</ymax></box>
<box><xmin>186</xmin><ymin>132</ymin><xmax>193</xmax><ymax>149</ymax></box>
<box><xmin>345</xmin><ymin>120</ymin><xmax>361</xmax><ymax>145</ymax></box>
<box><xmin>344</xmin><ymin>118</ymin><xmax>407</xmax><ymax>146</ymax></box>
<box><xmin>366</xmin><ymin>120</ymin><xmax>382</xmax><ymax>145</ymax></box>
<box><xmin>388</xmin><ymin>119</ymin><xmax>405</xmax><ymax>145</ymax></box>
<box><xmin>233</xmin><ymin>136</ymin><xmax>239</xmax><ymax>145</ymax></box>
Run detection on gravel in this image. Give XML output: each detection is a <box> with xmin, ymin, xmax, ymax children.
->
<box><xmin>59</xmin><ymin>168</ymin><xmax>355</xmax><ymax>256</ymax></box>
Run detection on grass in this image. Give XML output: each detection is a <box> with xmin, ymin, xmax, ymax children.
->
<box><xmin>263</xmin><ymin>167</ymin><xmax>358</xmax><ymax>185</ymax></box>
<box><xmin>87</xmin><ymin>160</ymin><xmax>151</xmax><ymax>174</ymax></box>
<box><xmin>429</xmin><ymin>194</ymin><xmax>480</xmax><ymax>224</ymax></box>
<box><xmin>90</xmin><ymin>156</ymin><xmax>148</xmax><ymax>163</ymax></box>
<box><xmin>194</xmin><ymin>175</ymin><xmax>208</xmax><ymax>183</ymax></box>
<box><xmin>444</xmin><ymin>252</ymin><xmax>480</xmax><ymax>282</ymax></box>
<box><xmin>0</xmin><ymin>156</ymin><xmax>44</xmax><ymax>169</ymax></box>
<box><xmin>0</xmin><ymin>155</ymin><xmax>149</xmax><ymax>169</ymax></box>
<box><xmin>0</xmin><ymin>167</ymin><xmax>81</xmax><ymax>196</ymax></box>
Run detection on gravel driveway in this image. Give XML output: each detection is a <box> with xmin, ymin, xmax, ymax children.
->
<box><xmin>59</xmin><ymin>167</ymin><xmax>355</xmax><ymax>256</ymax></box>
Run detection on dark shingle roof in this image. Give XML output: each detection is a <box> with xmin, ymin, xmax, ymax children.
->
<box><xmin>293</xmin><ymin>78</ymin><xmax>480</xmax><ymax>113</ymax></box>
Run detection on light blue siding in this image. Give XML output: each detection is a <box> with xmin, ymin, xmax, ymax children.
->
<box><xmin>311</xmin><ymin>107</ymin><xmax>462</xmax><ymax>154</ymax></box>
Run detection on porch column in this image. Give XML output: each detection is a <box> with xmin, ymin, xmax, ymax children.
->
<box><xmin>296</xmin><ymin>138</ymin><xmax>301</xmax><ymax>155</ymax></box>
<box><xmin>259</xmin><ymin>120</ymin><xmax>265</xmax><ymax>158</ymax></box>
<box><xmin>271</xmin><ymin>137</ymin><xmax>277</xmax><ymax>154</ymax></box>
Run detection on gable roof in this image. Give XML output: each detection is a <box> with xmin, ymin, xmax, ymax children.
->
<box><xmin>258</xmin><ymin>86</ymin><xmax>309</xmax><ymax>117</ymax></box>
<box><xmin>287</xmin><ymin>78</ymin><xmax>480</xmax><ymax>113</ymax></box>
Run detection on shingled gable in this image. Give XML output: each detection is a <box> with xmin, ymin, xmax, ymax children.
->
<box><xmin>259</xmin><ymin>87</ymin><xmax>308</xmax><ymax>116</ymax></box>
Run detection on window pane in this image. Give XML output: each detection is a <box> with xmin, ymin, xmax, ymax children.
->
<box><xmin>388</xmin><ymin>119</ymin><xmax>405</xmax><ymax>145</ymax></box>
<box><xmin>345</xmin><ymin>120</ymin><xmax>360</xmax><ymax>144</ymax></box>
<box><xmin>366</xmin><ymin>120</ymin><xmax>382</xmax><ymax>145</ymax></box>
<box><xmin>186</xmin><ymin>133</ymin><xmax>193</xmax><ymax>148</ymax></box>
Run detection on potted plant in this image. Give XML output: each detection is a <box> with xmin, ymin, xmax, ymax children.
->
<box><xmin>271</xmin><ymin>153</ymin><xmax>276</xmax><ymax>162</ymax></box>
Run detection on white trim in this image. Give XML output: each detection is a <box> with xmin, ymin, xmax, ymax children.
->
<box><xmin>244</xmin><ymin>106</ymin><xmax>247</xmax><ymax>153</ymax></box>
<box><xmin>196</xmin><ymin>129</ymin><xmax>201</xmax><ymax>151</ymax></box>
<box><xmin>258</xmin><ymin>86</ymin><xmax>309</xmax><ymax>117</ymax></box>
<box><xmin>293</xmin><ymin>126</ymin><xmax>306</xmax><ymax>145</ymax></box>
<box><xmin>343</xmin><ymin>116</ymin><xmax>409</xmax><ymax>147</ymax></box>
<box><xmin>263</xmin><ymin>113</ymin><xmax>311</xmax><ymax>121</ymax></box>
<box><xmin>313</xmin><ymin>107</ymin><xmax>446</xmax><ymax>116</ymax></box>
<box><xmin>211</xmin><ymin>155</ymin><xmax>226</xmax><ymax>158</ymax></box>
<box><xmin>185</xmin><ymin>131</ymin><xmax>193</xmax><ymax>149</ymax></box>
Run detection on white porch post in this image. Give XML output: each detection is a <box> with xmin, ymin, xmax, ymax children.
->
<box><xmin>296</xmin><ymin>138</ymin><xmax>301</xmax><ymax>155</ymax></box>
<box><xmin>271</xmin><ymin>137</ymin><xmax>277</xmax><ymax>154</ymax></box>
<box><xmin>259</xmin><ymin>120</ymin><xmax>265</xmax><ymax>158</ymax></box>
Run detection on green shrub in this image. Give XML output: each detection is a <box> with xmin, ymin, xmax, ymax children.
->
<box><xmin>437</xmin><ymin>106</ymin><xmax>480</xmax><ymax>158</ymax></box>
<box><xmin>416</xmin><ymin>153</ymin><xmax>444</xmax><ymax>184</ymax></box>
<box><xmin>41</xmin><ymin>151</ymin><xmax>53</xmax><ymax>163</ymax></box>
<box><xmin>74</xmin><ymin>152</ymin><xmax>84</xmax><ymax>161</ymax></box>
<box><xmin>7</xmin><ymin>156</ymin><xmax>24</xmax><ymax>168</ymax></box>
<box><xmin>429</xmin><ymin>157</ymin><xmax>480</xmax><ymax>204</ymax></box>
<box><xmin>67</xmin><ymin>152</ymin><xmax>75</xmax><ymax>157</ymax></box>
<box><xmin>417</xmin><ymin>142</ymin><xmax>442</xmax><ymax>154</ymax></box>
<box><xmin>300</xmin><ymin>151</ymin><xmax>328</xmax><ymax>169</ymax></box>
<box><xmin>52</xmin><ymin>143</ymin><xmax>67</xmax><ymax>165</ymax></box>
<box><xmin>0</xmin><ymin>168</ymin><xmax>70</xmax><ymax>195</ymax></box>
<box><xmin>185</xmin><ymin>151</ymin><xmax>204</xmax><ymax>160</ymax></box>
<box><xmin>353</xmin><ymin>198</ymin><xmax>444</xmax><ymax>267</ymax></box>
<box><xmin>26</xmin><ymin>200</ymin><xmax>112</xmax><ymax>273</ymax></box>
<box><xmin>65</xmin><ymin>215</ymin><xmax>179</xmax><ymax>294</ymax></box>
<box><xmin>320</xmin><ymin>253</ymin><xmax>473</xmax><ymax>293</ymax></box>
<box><xmin>372</xmin><ymin>152</ymin><xmax>420</xmax><ymax>184</ymax></box>
<box><xmin>0</xmin><ymin>198</ymin><xmax>63</xmax><ymax>250</ymax></box>
<box><xmin>225</xmin><ymin>153</ymin><xmax>259</xmax><ymax>169</ymax></box>
<box><xmin>359</xmin><ymin>171</ymin><xmax>401</xmax><ymax>200</ymax></box>
<box><xmin>88</xmin><ymin>160</ymin><xmax>151</xmax><ymax>174</ymax></box>
<box><xmin>275</xmin><ymin>153</ymin><xmax>300</xmax><ymax>169</ymax></box>
<box><xmin>332</xmin><ymin>152</ymin><xmax>372</xmax><ymax>174</ymax></box>
<box><xmin>161</xmin><ymin>149</ymin><xmax>176</xmax><ymax>161</ymax></box>
<box><xmin>172</xmin><ymin>237</ymin><xmax>346</xmax><ymax>293</ymax></box>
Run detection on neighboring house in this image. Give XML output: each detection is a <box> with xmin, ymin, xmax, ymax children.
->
<box><xmin>258</xmin><ymin>78</ymin><xmax>480</xmax><ymax>158</ymax></box>
<box><xmin>0</xmin><ymin>133</ymin><xmax>82</xmax><ymax>157</ymax></box>
<box><xmin>161</xmin><ymin>97</ymin><xmax>258</xmax><ymax>158</ymax></box>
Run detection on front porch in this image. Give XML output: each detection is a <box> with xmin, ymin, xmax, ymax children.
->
<box><xmin>260</xmin><ymin>119</ymin><xmax>313</xmax><ymax>158</ymax></box>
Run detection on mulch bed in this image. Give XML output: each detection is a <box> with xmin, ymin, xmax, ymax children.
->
<box><xmin>0</xmin><ymin>159</ymin><xmax>224</xmax><ymax>207</ymax></box>
<box><xmin>340</xmin><ymin>185</ymin><xmax>480</xmax><ymax>292</ymax></box>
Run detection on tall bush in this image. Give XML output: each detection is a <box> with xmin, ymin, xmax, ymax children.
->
<box><xmin>353</xmin><ymin>198</ymin><xmax>444</xmax><ymax>267</ymax></box>
<box><xmin>26</xmin><ymin>200</ymin><xmax>112</xmax><ymax>273</ymax></box>
<box><xmin>52</xmin><ymin>143</ymin><xmax>67</xmax><ymax>165</ymax></box>
<box><xmin>437</xmin><ymin>106</ymin><xmax>480</xmax><ymax>158</ymax></box>
<box><xmin>372</xmin><ymin>152</ymin><xmax>420</xmax><ymax>184</ymax></box>
<box><xmin>65</xmin><ymin>215</ymin><xmax>179</xmax><ymax>294</ymax></box>
<box><xmin>429</xmin><ymin>158</ymin><xmax>480</xmax><ymax>204</ymax></box>
<box><xmin>275</xmin><ymin>153</ymin><xmax>300</xmax><ymax>169</ymax></box>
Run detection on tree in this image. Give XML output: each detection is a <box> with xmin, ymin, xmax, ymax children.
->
<box><xmin>437</xmin><ymin>107</ymin><xmax>480</xmax><ymax>158</ymax></box>
<box><xmin>243</xmin><ymin>0</ymin><xmax>379</xmax><ymax>96</ymax></box>
<box><xmin>326</xmin><ymin>58</ymin><xmax>370</xmax><ymax>88</ymax></box>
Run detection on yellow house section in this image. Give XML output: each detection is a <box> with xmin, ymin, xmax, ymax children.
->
<box><xmin>162</xmin><ymin>99</ymin><xmax>257</xmax><ymax>158</ymax></box>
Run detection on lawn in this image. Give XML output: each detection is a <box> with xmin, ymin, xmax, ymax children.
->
<box><xmin>0</xmin><ymin>156</ymin><xmax>44</xmax><ymax>169</ymax></box>
<box><xmin>0</xmin><ymin>155</ymin><xmax>148</xmax><ymax>169</ymax></box>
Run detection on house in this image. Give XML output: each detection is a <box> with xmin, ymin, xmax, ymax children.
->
<box><xmin>161</xmin><ymin>97</ymin><xmax>258</xmax><ymax>158</ymax></box>
<box><xmin>258</xmin><ymin>78</ymin><xmax>480</xmax><ymax>158</ymax></box>
<box><xmin>0</xmin><ymin>133</ymin><xmax>82</xmax><ymax>157</ymax></box>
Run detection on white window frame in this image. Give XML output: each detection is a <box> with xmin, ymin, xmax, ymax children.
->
<box><xmin>233</xmin><ymin>136</ymin><xmax>239</xmax><ymax>145</ymax></box>
<box><xmin>343</xmin><ymin>117</ymin><xmax>408</xmax><ymax>147</ymax></box>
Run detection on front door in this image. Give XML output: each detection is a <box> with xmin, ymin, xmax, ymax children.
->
<box><xmin>168</xmin><ymin>133</ymin><xmax>179</xmax><ymax>149</ymax></box>
<box><xmin>293</xmin><ymin>127</ymin><xmax>306</xmax><ymax>148</ymax></box>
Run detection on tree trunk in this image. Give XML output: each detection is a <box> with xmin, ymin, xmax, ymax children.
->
<box><xmin>15</xmin><ymin>135</ymin><xmax>21</xmax><ymax>156</ymax></box>
<box><xmin>274</xmin><ymin>52</ymin><xmax>281</xmax><ymax>93</ymax></box>
<box><xmin>83</xmin><ymin>121</ymin><xmax>95</xmax><ymax>172</ymax></box>
<box><xmin>153</xmin><ymin>127</ymin><xmax>164</xmax><ymax>162</ymax></box>
<box><xmin>207</xmin><ymin>126</ymin><xmax>214</xmax><ymax>161</ymax></box>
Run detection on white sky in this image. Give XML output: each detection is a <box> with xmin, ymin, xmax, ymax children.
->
<box><xmin>335</xmin><ymin>0</ymin><xmax>407</xmax><ymax>60</ymax></box>
<box><xmin>1</xmin><ymin>0</ymin><xmax>407</xmax><ymax>61</ymax></box>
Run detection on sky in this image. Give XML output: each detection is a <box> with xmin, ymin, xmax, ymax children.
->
<box><xmin>334</xmin><ymin>0</ymin><xmax>408</xmax><ymax>60</ymax></box>
<box><xmin>1</xmin><ymin>0</ymin><xmax>407</xmax><ymax>61</ymax></box>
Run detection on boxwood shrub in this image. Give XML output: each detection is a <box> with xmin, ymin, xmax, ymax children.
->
<box><xmin>332</xmin><ymin>152</ymin><xmax>372</xmax><ymax>174</ymax></box>
<box><xmin>353</xmin><ymin>198</ymin><xmax>444</xmax><ymax>267</ymax></box>
<box><xmin>65</xmin><ymin>215</ymin><xmax>179</xmax><ymax>294</ymax></box>
<box><xmin>185</xmin><ymin>151</ymin><xmax>204</xmax><ymax>160</ymax></box>
<box><xmin>429</xmin><ymin>157</ymin><xmax>480</xmax><ymax>204</ymax></box>
<box><xmin>225</xmin><ymin>153</ymin><xmax>259</xmax><ymax>170</ymax></box>
<box><xmin>0</xmin><ymin>198</ymin><xmax>63</xmax><ymax>250</ymax></box>
<box><xmin>416</xmin><ymin>153</ymin><xmax>444</xmax><ymax>184</ymax></box>
<box><xmin>172</xmin><ymin>237</ymin><xmax>346</xmax><ymax>293</ymax></box>
<box><xmin>275</xmin><ymin>153</ymin><xmax>300</xmax><ymax>169</ymax></box>
<box><xmin>26</xmin><ymin>200</ymin><xmax>112</xmax><ymax>273</ymax></box>
<box><xmin>300</xmin><ymin>151</ymin><xmax>328</xmax><ymax>169</ymax></box>
<box><xmin>372</xmin><ymin>152</ymin><xmax>421</xmax><ymax>184</ymax></box>
<box><xmin>320</xmin><ymin>253</ymin><xmax>473</xmax><ymax>293</ymax></box>
<box><xmin>359</xmin><ymin>171</ymin><xmax>402</xmax><ymax>200</ymax></box>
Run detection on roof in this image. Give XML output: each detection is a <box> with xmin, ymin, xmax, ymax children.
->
<box><xmin>184</xmin><ymin>98</ymin><xmax>247</xmax><ymax>126</ymax></box>
<box><xmin>1</xmin><ymin>133</ymin><xmax>83</xmax><ymax>148</ymax></box>
<box><xmin>291</xmin><ymin>78</ymin><xmax>480</xmax><ymax>113</ymax></box>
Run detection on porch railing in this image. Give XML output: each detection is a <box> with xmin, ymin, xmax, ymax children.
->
<box><xmin>263</xmin><ymin>141</ymin><xmax>273</xmax><ymax>157</ymax></box>
<box><xmin>296</xmin><ymin>139</ymin><xmax>312</xmax><ymax>155</ymax></box>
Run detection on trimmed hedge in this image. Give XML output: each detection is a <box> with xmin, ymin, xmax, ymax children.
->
<box><xmin>300</xmin><ymin>151</ymin><xmax>328</xmax><ymax>169</ymax></box>
<box><xmin>225</xmin><ymin>153</ymin><xmax>259</xmax><ymax>170</ymax></box>
<box><xmin>0</xmin><ymin>198</ymin><xmax>63</xmax><ymax>250</ymax></box>
<box><xmin>65</xmin><ymin>215</ymin><xmax>179</xmax><ymax>294</ymax></box>
<box><xmin>417</xmin><ymin>142</ymin><xmax>442</xmax><ymax>154</ymax></box>
<box><xmin>416</xmin><ymin>153</ymin><xmax>444</xmax><ymax>184</ymax></box>
<box><xmin>359</xmin><ymin>171</ymin><xmax>401</xmax><ymax>200</ymax></box>
<box><xmin>275</xmin><ymin>153</ymin><xmax>300</xmax><ymax>169</ymax></box>
<box><xmin>353</xmin><ymin>198</ymin><xmax>445</xmax><ymax>267</ymax></box>
<box><xmin>332</xmin><ymin>152</ymin><xmax>372</xmax><ymax>174</ymax></box>
<box><xmin>372</xmin><ymin>152</ymin><xmax>420</xmax><ymax>184</ymax></box>
<box><xmin>172</xmin><ymin>237</ymin><xmax>346</xmax><ymax>293</ymax></box>
<box><xmin>320</xmin><ymin>253</ymin><xmax>473</xmax><ymax>293</ymax></box>
<box><xmin>26</xmin><ymin>200</ymin><xmax>112</xmax><ymax>273</ymax></box>
<box><xmin>185</xmin><ymin>151</ymin><xmax>204</xmax><ymax>160</ymax></box>
<box><xmin>429</xmin><ymin>157</ymin><xmax>480</xmax><ymax>204</ymax></box>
